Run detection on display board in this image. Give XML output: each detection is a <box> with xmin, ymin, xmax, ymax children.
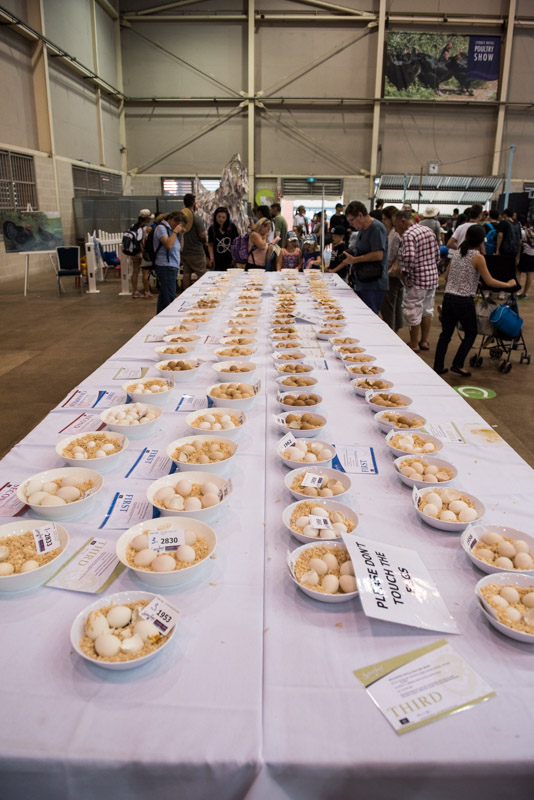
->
<box><xmin>0</xmin><ymin>211</ymin><xmax>65</xmax><ymax>254</ymax></box>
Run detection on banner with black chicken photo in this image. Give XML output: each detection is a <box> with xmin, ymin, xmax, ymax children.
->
<box><xmin>1</xmin><ymin>211</ymin><xmax>65</xmax><ymax>253</ymax></box>
<box><xmin>384</xmin><ymin>33</ymin><xmax>501</xmax><ymax>101</ymax></box>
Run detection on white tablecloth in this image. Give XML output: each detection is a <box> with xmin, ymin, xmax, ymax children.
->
<box><xmin>1</xmin><ymin>272</ymin><xmax>533</xmax><ymax>800</ymax></box>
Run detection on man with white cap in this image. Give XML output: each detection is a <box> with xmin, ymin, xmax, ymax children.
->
<box><xmin>131</xmin><ymin>208</ymin><xmax>154</xmax><ymax>298</ymax></box>
<box><xmin>419</xmin><ymin>206</ymin><xmax>442</xmax><ymax>244</ymax></box>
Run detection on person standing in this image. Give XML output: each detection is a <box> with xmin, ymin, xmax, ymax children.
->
<box><xmin>379</xmin><ymin>206</ymin><xmax>404</xmax><ymax>332</ymax></box>
<box><xmin>394</xmin><ymin>210</ymin><xmax>440</xmax><ymax>351</ymax></box>
<box><xmin>419</xmin><ymin>205</ymin><xmax>442</xmax><ymax>245</ymax></box>
<box><xmin>517</xmin><ymin>222</ymin><xmax>534</xmax><ymax>298</ymax></box>
<box><xmin>129</xmin><ymin>209</ymin><xmax>154</xmax><ymax>299</ymax></box>
<box><xmin>247</xmin><ymin>218</ymin><xmax>273</xmax><ymax>269</ymax></box>
<box><xmin>270</xmin><ymin>203</ymin><xmax>288</xmax><ymax>247</ymax></box>
<box><xmin>325</xmin><ymin>226</ymin><xmax>350</xmax><ymax>280</ymax></box>
<box><xmin>447</xmin><ymin>204</ymin><xmax>484</xmax><ymax>250</ymax></box>
<box><xmin>433</xmin><ymin>225</ymin><xmax>516</xmax><ymax>376</ymax></box>
<box><xmin>153</xmin><ymin>211</ymin><xmax>187</xmax><ymax>314</ymax></box>
<box><xmin>293</xmin><ymin>205</ymin><xmax>309</xmax><ymax>235</ymax></box>
<box><xmin>207</xmin><ymin>207</ymin><xmax>238</xmax><ymax>271</ymax></box>
<box><xmin>181</xmin><ymin>193</ymin><xmax>207</xmax><ymax>290</ymax></box>
<box><xmin>369</xmin><ymin>199</ymin><xmax>384</xmax><ymax>221</ymax></box>
<box><xmin>329</xmin><ymin>203</ymin><xmax>350</xmax><ymax>236</ymax></box>
<box><xmin>277</xmin><ymin>231</ymin><xmax>302</xmax><ymax>270</ymax></box>
<box><xmin>341</xmin><ymin>200</ymin><xmax>388</xmax><ymax>314</ymax></box>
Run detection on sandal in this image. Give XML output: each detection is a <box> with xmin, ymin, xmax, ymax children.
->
<box><xmin>419</xmin><ymin>342</ymin><xmax>430</xmax><ymax>350</ymax></box>
<box><xmin>450</xmin><ymin>366</ymin><xmax>471</xmax><ymax>377</ymax></box>
<box><xmin>132</xmin><ymin>291</ymin><xmax>143</xmax><ymax>298</ymax></box>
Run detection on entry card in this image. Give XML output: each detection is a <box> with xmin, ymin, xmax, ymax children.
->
<box><xmin>57</xmin><ymin>389</ymin><xmax>126</xmax><ymax>411</ymax></box>
<box><xmin>144</xmin><ymin>333</ymin><xmax>165</xmax><ymax>343</ymax></box>
<box><xmin>99</xmin><ymin>490</ymin><xmax>159</xmax><ymax>529</ymax></box>
<box><xmin>342</xmin><ymin>534</ymin><xmax>460</xmax><ymax>634</ymax></box>
<box><xmin>332</xmin><ymin>445</ymin><xmax>378</xmax><ymax>474</ymax></box>
<box><xmin>56</xmin><ymin>413</ymin><xmax>105</xmax><ymax>436</ymax></box>
<box><xmin>422</xmin><ymin>421</ymin><xmax>466</xmax><ymax>444</ymax></box>
<box><xmin>0</xmin><ymin>481</ymin><xmax>27</xmax><ymax>516</ymax></box>
<box><xmin>113</xmin><ymin>366</ymin><xmax>150</xmax><ymax>380</ymax></box>
<box><xmin>46</xmin><ymin>537</ymin><xmax>124</xmax><ymax>593</ymax></box>
<box><xmin>32</xmin><ymin>522</ymin><xmax>61</xmax><ymax>554</ymax></box>
<box><xmin>175</xmin><ymin>394</ymin><xmax>213</xmax><ymax>412</ymax></box>
<box><xmin>124</xmin><ymin>448</ymin><xmax>177</xmax><ymax>479</ymax></box>
<box><xmin>354</xmin><ymin>640</ymin><xmax>495</xmax><ymax>735</ymax></box>
<box><xmin>139</xmin><ymin>595</ymin><xmax>179</xmax><ymax>636</ymax></box>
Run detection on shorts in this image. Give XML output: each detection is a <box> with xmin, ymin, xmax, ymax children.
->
<box><xmin>181</xmin><ymin>252</ymin><xmax>207</xmax><ymax>276</ymax></box>
<box><xmin>518</xmin><ymin>253</ymin><xmax>534</xmax><ymax>273</ymax></box>
<box><xmin>403</xmin><ymin>286</ymin><xmax>436</xmax><ymax>327</ymax></box>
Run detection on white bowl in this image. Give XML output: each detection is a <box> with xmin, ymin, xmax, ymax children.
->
<box><xmin>270</xmin><ymin>326</ymin><xmax>298</xmax><ymax>336</ymax></box>
<box><xmin>207</xmin><ymin>382</ymin><xmax>258</xmax><ymax>410</ymax></box>
<box><xmin>214</xmin><ymin>346</ymin><xmax>257</xmax><ymax>362</ymax></box>
<box><xmin>316</xmin><ymin>327</ymin><xmax>346</xmax><ymax>339</ymax></box>
<box><xmin>342</xmin><ymin>353</ymin><xmax>377</xmax><ymax>366</ymax></box>
<box><xmin>154</xmin><ymin>343</ymin><xmax>197</xmax><ymax>358</ymax></box>
<box><xmin>345</xmin><ymin>364</ymin><xmax>386</xmax><ymax>379</ymax></box>
<box><xmin>180</xmin><ymin>316</ymin><xmax>213</xmax><ymax>330</ymax></box>
<box><xmin>16</xmin><ymin>467</ymin><xmax>103</xmax><ymax>520</ymax></box>
<box><xmin>223</xmin><ymin>326</ymin><xmax>257</xmax><ymax>335</ymax></box>
<box><xmin>162</xmin><ymin>333</ymin><xmax>202</xmax><ymax>344</ymax></box>
<box><xmin>276</xmin><ymin>438</ymin><xmax>336</xmax><ymax>469</ymax></box>
<box><xmin>365</xmin><ymin>390</ymin><xmax>412</xmax><ymax>413</ymax></box>
<box><xmin>211</xmin><ymin>361</ymin><xmax>258</xmax><ymax>382</ymax></box>
<box><xmin>164</xmin><ymin>323</ymin><xmax>198</xmax><ymax>333</ymax></box>
<box><xmin>274</xmin><ymin>411</ymin><xmax>327</xmax><ymax>439</ymax></box>
<box><xmin>122</xmin><ymin>377</ymin><xmax>174</xmax><ymax>405</ymax></box>
<box><xmin>332</xmin><ymin>344</ymin><xmax>366</xmax><ymax>359</ymax></box>
<box><xmin>351</xmin><ymin>378</ymin><xmax>394</xmax><ymax>397</ymax></box>
<box><xmin>329</xmin><ymin>336</ymin><xmax>360</xmax><ymax>346</ymax></box>
<box><xmin>218</xmin><ymin>336</ymin><xmax>257</xmax><ymax>347</ymax></box>
<box><xmin>70</xmin><ymin>590</ymin><xmax>177</xmax><ymax>670</ymax></box>
<box><xmin>275</xmin><ymin>375</ymin><xmax>319</xmax><ymax>390</ymax></box>
<box><xmin>0</xmin><ymin>520</ymin><xmax>69</xmax><ymax>592</ymax></box>
<box><xmin>385</xmin><ymin>429</ymin><xmax>443</xmax><ymax>458</ymax></box>
<box><xmin>272</xmin><ymin>351</ymin><xmax>307</xmax><ymax>364</ymax></box>
<box><xmin>274</xmin><ymin>362</ymin><xmax>315</xmax><ymax>376</ymax></box>
<box><xmin>284</xmin><ymin>466</ymin><xmax>351</xmax><ymax>501</ymax></box>
<box><xmin>184</xmin><ymin>407</ymin><xmax>247</xmax><ymax>439</ymax></box>
<box><xmin>475</xmin><ymin>573</ymin><xmax>534</xmax><ymax>643</ymax></box>
<box><xmin>461</xmin><ymin>525</ymin><xmax>534</xmax><ymax>576</ymax></box>
<box><xmin>146</xmin><ymin>472</ymin><xmax>231</xmax><ymax>522</ymax></box>
<box><xmin>282</xmin><ymin>498</ymin><xmax>358</xmax><ymax>544</ymax></box>
<box><xmin>374</xmin><ymin>409</ymin><xmax>426</xmax><ymax>433</ymax></box>
<box><xmin>412</xmin><ymin>486</ymin><xmax>485</xmax><ymax>532</ymax></box>
<box><xmin>154</xmin><ymin>359</ymin><xmax>201</xmax><ymax>382</ymax></box>
<box><xmin>55</xmin><ymin>432</ymin><xmax>128</xmax><ymax>472</ymax></box>
<box><xmin>100</xmin><ymin>404</ymin><xmax>162</xmax><ymax>440</ymax></box>
<box><xmin>278</xmin><ymin>391</ymin><xmax>323</xmax><ymax>412</ymax></box>
<box><xmin>393</xmin><ymin>455</ymin><xmax>457</xmax><ymax>489</ymax></box>
<box><xmin>166</xmin><ymin>434</ymin><xmax>238</xmax><ymax>473</ymax></box>
<box><xmin>287</xmin><ymin>541</ymin><xmax>358</xmax><ymax>603</ymax></box>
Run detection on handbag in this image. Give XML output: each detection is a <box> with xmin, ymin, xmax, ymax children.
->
<box><xmin>388</xmin><ymin>257</ymin><xmax>402</xmax><ymax>279</ymax></box>
<box><xmin>356</xmin><ymin>260</ymin><xmax>382</xmax><ymax>283</ymax></box>
<box><xmin>474</xmin><ymin>294</ymin><xmax>497</xmax><ymax>337</ymax></box>
<box><xmin>489</xmin><ymin>298</ymin><xmax>523</xmax><ymax>339</ymax></box>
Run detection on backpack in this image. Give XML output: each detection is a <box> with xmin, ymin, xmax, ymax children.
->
<box><xmin>121</xmin><ymin>224</ymin><xmax>142</xmax><ymax>256</ymax></box>
<box><xmin>142</xmin><ymin>224</ymin><xmax>166</xmax><ymax>266</ymax></box>
<box><xmin>485</xmin><ymin>223</ymin><xmax>497</xmax><ymax>255</ymax></box>
<box><xmin>501</xmin><ymin>220</ymin><xmax>520</xmax><ymax>256</ymax></box>
<box><xmin>231</xmin><ymin>232</ymin><xmax>253</xmax><ymax>264</ymax></box>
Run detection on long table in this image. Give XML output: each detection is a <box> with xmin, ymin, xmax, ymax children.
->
<box><xmin>1</xmin><ymin>271</ymin><xmax>533</xmax><ymax>800</ymax></box>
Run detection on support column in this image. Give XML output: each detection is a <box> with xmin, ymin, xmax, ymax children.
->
<box><xmin>492</xmin><ymin>0</ymin><xmax>516</xmax><ymax>175</ymax></box>
<box><xmin>369</xmin><ymin>0</ymin><xmax>386</xmax><ymax>197</ymax></box>
<box><xmin>91</xmin><ymin>0</ymin><xmax>106</xmax><ymax>166</ymax></box>
<box><xmin>247</xmin><ymin>0</ymin><xmax>255</xmax><ymax>205</ymax></box>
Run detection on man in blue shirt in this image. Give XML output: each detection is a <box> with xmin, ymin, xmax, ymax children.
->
<box><xmin>342</xmin><ymin>200</ymin><xmax>389</xmax><ymax>314</ymax></box>
<box><xmin>153</xmin><ymin>211</ymin><xmax>187</xmax><ymax>313</ymax></box>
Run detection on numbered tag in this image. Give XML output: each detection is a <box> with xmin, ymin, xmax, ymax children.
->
<box><xmin>463</xmin><ymin>524</ymin><xmax>479</xmax><ymax>550</ymax></box>
<box><xmin>139</xmin><ymin>595</ymin><xmax>179</xmax><ymax>636</ymax></box>
<box><xmin>32</xmin><ymin>522</ymin><xmax>61</xmax><ymax>554</ymax></box>
<box><xmin>301</xmin><ymin>472</ymin><xmax>325</xmax><ymax>488</ymax></box>
<box><xmin>218</xmin><ymin>478</ymin><xmax>233</xmax><ymax>502</ymax></box>
<box><xmin>309</xmin><ymin>514</ymin><xmax>333</xmax><ymax>530</ymax></box>
<box><xmin>274</xmin><ymin>414</ymin><xmax>287</xmax><ymax>426</ymax></box>
<box><xmin>278</xmin><ymin>431</ymin><xmax>297</xmax><ymax>451</ymax></box>
<box><xmin>253</xmin><ymin>380</ymin><xmax>262</xmax><ymax>394</ymax></box>
<box><xmin>144</xmin><ymin>333</ymin><xmax>164</xmax><ymax>343</ymax></box>
<box><xmin>148</xmin><ymin>529</ymin><xmax>186</xmax><ymax>553</ymax></box>
<box><xmin>82</xmin><ymin>486</ymin><xmax>99</xmax><ymax>499</ymax></box>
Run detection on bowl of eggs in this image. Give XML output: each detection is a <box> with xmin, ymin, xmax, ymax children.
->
<box><xmin>276</xmin><ymin>375</ymin><xmax>319</xmax><ymax>390</ymax></box>
<box><xmin>329</xmin><ymin>336</ymin><xmax>360</xmax><ymax>346</ymax></box>
<box><xmin>342</xmin><ymin>353</ymin><xmax>376</xmax><ymax>366</ymax></box>
<box><xmin>413</xmin><ymin>487</ymin><xmax>484</xmax><ymax>532</ymax></box>
<box><xmin>123</xmin><ymin>377</ymin><xmax>174</xmax><ymax>405</ymax></box>
<box><xmin>365</xmin><ymin>391</ymin><xmax>412</xmax><ymax>412</ymax></box>
<box><xmin>351</xmin><ymin>377</ymin><xmax>394</xmax><ymax>397</ymax></box>
<box><xmin>272</xmin><ymin>351</ymin><xmax>307</xmax><ymax>364</ymax></box>
<box><xmin>154</xmin><ymin>343</ymin><xmax>197</xmax><ymax>358</ymax></box>
<box><xmin>284</xmin><ymin>467</ymin><xmax>351</xmax><ymax>501</ymax></box>
<box><xmin>332</xmin><ymin>345</ymin><xmax>366</xmax><ymax>359</ymax></box>
<box><xmin>278</xmin><ymin>392</ymin><xmax>323</xmax><ymax>412</ymax></box>
<box><xmin>154</xmin><ymin>359</ymin><xmax>201</xmax><ymax>382</ymax></box>
<box><xmin>277</xmin><ymin>438</ymin><xmax>336</xmax><ymax>469</ymax></box>
<box><xmin>475</xmin><ymin>573</ymin><xmax>534</xmax><ymax>643</ymax></box>
<box><xmin>207</xmin><ymin>382</ymin><xmax>257</xmax><ymax>410</ymax></box>
<box><xmin>100</xmin><ymin>403</ymin><xmax>162</xmax><ymax>439</ymax></box>
<box><xmin>393</xmin><ymin>455</ymin><xmax>457</xmax><ymax>488</ymax></box>
<box><xmin>346</xmin><ymin>364</ymin><xmax>386</xmax><ymax>378</ymax></box>
<box><xmin>70</xmin><ymin>590</ymin><xmax>177</xmax><ymax>670</ymax></box>
<box><xmin>223</xmin><ymin>326</ymin><xmax>257</xmax><ymax>336</ymax></box>
<box><xmin>147</xmin><ymin>472</ymin><xmax>231</xmax><ymax>522</ymax></box>
<box><xmin>274</xmin><ymin>411</ymin><xmax>327</xmax><ymax>438</ymax></box>
<box><xmin>374</xmin><ymin>410</ymin><xmax>426</xmax><ymax>433</ymax></box>
<box><xmin>166</xmin><ymin>435</ymin><xmax>237</xmax><ymax>473</ymax></box>
<box><xmin>385</xmin><ymin>430</ymin><xmax>443</xmax><ymax>457</ymax></box>
<box><xmin>275</xmin><ymin>363</ymin><xmax>314</xmax><ymax>375</ymax></box>
<box><xmin>16</xmin><ymin>468</ymin><xmax>104</xmax><ymax>520</ymax></box>
<box><xmin>461</xmin><ymin>525</ymin><xmax>534</xmax><ymax>575</ymax></box>
<box><xmin>56</xmin><ymin>432</ymin><xmax>128</xmax><ymax>472</ymax></box>
<box><xmin>162</xmin><ymin>333</ymin><xmax>202</xmax><ymax>345</ymax></box>
<box><xmin>214</xmin><ymin>345</ymin><xmax>257</xmax><ymax>362</ymax></box>
<box><xmin>287</xmin><ymin>541</ymin><xmax>358</xmax><ymax>602</ymax></box>
<box><xmin>0</xmin><ymin>519</ymin><xmax>69</xmax><ymax>591</ymax></box>
<box><xmin>164</xmin><ymin>323</ymin><xmax>198</xmax><ymax>333</ymax></box>
<box><xmin>185</xmin><ymin>408</ymin><xmax>246</xmax><ymax>439</ymax></box>
<box><xmin>211</xmin><ymin>361</ymin><xmax>258</xmax><ymax>381</ymax></box>
<box><xmin>282</xmin><ymin>498</ymin><xmax>358</xmax><ymax>544</ymax></box>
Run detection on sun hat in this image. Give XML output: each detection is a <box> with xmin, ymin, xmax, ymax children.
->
<box><xmin>422</xmin><ymin>205</ymin><xmax>439</xmax><ymax>218</ymax></box>
<box><xmin>139</xmin><ymin>209</ymin><xmax>154</xmax><ymax>219</ymax></box>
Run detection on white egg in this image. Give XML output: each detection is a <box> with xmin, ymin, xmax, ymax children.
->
<box><xmin>176</xmin><ymin>544</ymin><xmax>196</xmax><ymax>563</ymax></box>
<box><xmin>295</xmin><ymin>441</ymin><xmax>307</xmax><ymax>452</ymax></box>
<box><xmin>425</xmin><ymin>464</ymin><xmax>439</xmax><ymax>475</ymax></box>
<box><xmin>458</xmin><ymin>507</ymin><xmax>478</xmax><ymax>523</ymax></box>
<box><xmin>522</xmin><ymin>592</ymin><xmax>534</xmax><ymax>608</ymax></box>
<box><xmin>198</xmin><ymin>454</ymin><xmax>211</xmax><ymax>464</ymax></box>
<box><xmin>303</xmin><ymin>525</ymin><xmax>319</xmax><ymax>538</ymax></box>
<box><xmin>184</xmin><ymin>530</ymin><xmax>197</xmax><ymax>546</ymax></box>
<box><xmin>74</xmin><ymin>452</ymin><xmax>87</xmax><ymax>460</ymax></box>
<box><xmin>340</xmin><ymin>561</ymin><xmax>355</xmax><ymax>576</ymax></box>
<box><xmin>167</xmin><ymin>495</ymin><xmax>185</xmax><ymax>511</ymax></box>
<box><xmin>20</xmin><ymin>559</ymin><xmax>39</xmax><ymax>572</ymax></box>
<box><xmin>212</xmin><ymin>423</ymin><xmax>223</xmax><ymax>431</ymax></box>
<box><xmin>319</xmin><ymin>487</ymin><xmax>333</xmax><ymax>497</ymax></box>
<box><xmin>322</xmin><ymin>574</ymin><xmax>339</xmax><ymax>594</ymax></box>
<box><xmin>85</xmin><ymin>610</ymin><xmax>110</xmax><ymax>640</ymax></box>
<box><xmin>339</xmin><ymin>574</ymin><xmax>357</xmax><ymax>593</ymax></box>
<box><xmin>222</xmin><ymin>420</ymin><xmax>235</xmax><ymax>430</ymax></box>
<box><xmin>184</xmin><ymin>496</ymin><xmax>202</xmax><ymax>512</ymax></box>
<box><xmin>154</xmin><ymin>486</ymin><xmax>176</xmax><ymax>505</ymax></box>
<box><xmin>178</xmin><ymin>453</ymin><xmax>189</xmax><ymax>463</ymax></box>
<box><xmin>56</xmin><ymin>486</ymin><xmax>81</xmax><ymax>502</ymax></box>
<box><xmin>319</xmin><ymin>529</ymin><xmax>333</xmax><ymax>539</ymax></box>
<box><xmin>94</xmin><ymin>633</ymin><xmax>121</xmax><ymax>657</ymax></box>
<box><xmin>514</xmin><ymin>540</ymin><xmax>530</xmax><ymax>554</ymax></box>
<box><xmin>201</xmin><ymin>493</ymin><xmax>219</xmax><ymax>508</ymax></box>
<box><xmin>423</xmin><ymin>475</ymin><xmax>438</xmax><ymax>483</ymax></box>
<box><xmin>495</xmin><ymin>556</ymin><xmax>514</xmax><ymax>570</ymax></box>
<box><xmin>94</xmin><ymin>450</ymin><xmax>107</xmax><ymax>458</ymax></box>
<box><xmin>296</xmin><ymin>515</ymin><xmax>310</xmax><ymax>529</ymax></box>
<box><xmin>308</xmin><ymin>557</ymin><xmax>328</xmax><ymax>576</ymax></box>
<box><xmin>42</xmin><ymin>481</ymin><xmax>58</xmax><ymax>493</ymax></box>
<box><xmin>448</xmin><ymin>500</ymin><xmax>468</xmax><ymax>514</ymax></box>
<box><xmin>203</xmin><ymin>482</ymin><xmax>219</xmax><ymax>496</ymax></box>
<box><xmin>0</xmin><ymin>562</ymin><xmax>14</xmax><ymax>576</ymax></box>
<box><xmin>61</xmin><ymin>476</ymin><xmax>81</xmax><ymax>487</ymax></box>
<box><xmin>0</xmin><ymin>545</ymin><xmax>9</xmax><ymax>561</ymax></box>
<box><xmin>422</xmin><ymin>503</ymin><xmax>439</xmax><ymax>518</ymax></box>
<box><xmin>198</xmin><ymin>421</ymin><xmax>211</xmax><ymax>430</ymax></box>
<box><xmin>442</xmin><ymin>488</ymin><xmax>461</xmax><ymax>503</ymax></box>
<box><xmin>514</xmin><ymin>553</ymin><xmax>533</xmax><ymax>570</ymax></box>
<box><xmin>41</xmin><ymin>495</ymin><xmax>67</xmax><ymax>506</ymax></box>
<box><xmin>309</xmin><ymin>442</ymin><xmax>323</xmax><ymax>454</ymax></box>
<box><xmin>310</xmin><ymin>506</ymin><xmax>324</xmax><ymax>517</ymax></box>
<box><xmin>107</xmin><ymin>606</ymin><xmax>132</xmax><ymax>628</ymax></box>
<box><xmin>220</xmin><ymin>415</ymin><xmax>231</xmax><ymax>424</ymax></box>
<box><xmin>102</xmin><ymin>443</ymin><xmax>115</xmax><ymax>453</ymax></box>
<box><xmin>491</xmin><ymin>595</ymin><xmax>509</xmax><ymax>609</ymax></box>
<box><xmin>303</xmin><ymin>452</ymin><xmax>317</xmax><ymax>463</ymax></box>
<box><xmin>318</xmin><ymin>449</ymin><xmax>332</xmax><ymax>461</ymax></box>
<box><xmin>475</xmin><ymin>548</ymin><xmax>494</xmax><ymax>562</ymax></box>
<box><xmin>131</xmin><ymin>533</ymin><xmax>149</xmax><ymax>551</ymax></box>
<box><xmin>435</xmin><ymin>471</ymin><xmax>451</xmax><ymax>482</ymax></box>
<box><xmin>497</xmin><ymin>541</ymin><xmax>516</xmax><ymax>559</ymax></box>
<box><xmin>330</xmin><ymin>512</ymin><xmax>343</xmax><ymax>524</ymax></box>
<box><xmin>332</xmin><ymin>522</ymin><xmax>347</xmax><ymax>535</ymax></box>
<box><xmin>523</xmin><ymin>609</ymin><xmax>534</xmax><ymax>627</ymax></box>
<box><xmin>400</xmin><ymin>466</ymin><xmax>417</xmax><ymax>479</ymax></box>
<box><xmin>134</xmin><ymin>548</ymin><xmax>157</xmax><ymax>568</ymax></box>
<box><xmin>439</xmin><ymin>510</ymin><xmax>457</xmax><ymax>522</ymax></box>
<box><xmin>204</xmin><ymin>414</ymin><xmax>216</xmax><ymax>423</ymax></box>
<box><xmin>286</xmin><ymin>446</ymin><xmax>302</xmax><ymax>460</ymax></box>
<box><xmin>500</xmin><ymin>586</ymin><xmax>520</xmax><ymax>604</ymax></box>
<box><xmin>120</xmin><ymin>634</ymin><xmax>144</xmax><ymax>654</ymax></box>
<box><xmin>322</xmin><ymin>553</ymin><xmax>339</xmax><ymax>572</ymax></box>
<box><xmin>504</xmin><ymin>607</ymin><xmax>521</xmax><ymax>624</ymax></box>
<box><xmin>25</xmin><ymin>479</ymin><xmax>43</xmax><ymax>496</ymax></box>
<box><xmin>301</xmin><ymin>569</ymin><xmax>319</xmax><ymax>586</ymax></box>
<box><xmin>133</xmin><ymin>620</ymin><xmax>160</xmax><ymax>643</ymax></box>
<box><xmin>425</xmin><ymin>492</ymin><xmax>442</xmax><ymax>510</ymax></box>
<box><xmin>182</xmin><ymin>445</ymin><xmax>195</xmax><ymax>454</ymax></box>
<box><xmin>27</xmin><ymin>491</ymin><xmax>49</xmax><ymax>505</ymax></box>
<box><xmin>409</xmin><ymin>460</ymin><xmax>423</xmax><ymax>474</ymax></box>
<box><xmin>152</xmin><ymin>554</ymin><xmax>176</xmax><ymax>572</ymax></box>
<box><xmin>422</xmin><ymin>443</ymin><xmax>435</xmax><ymax>453</ymax></box>
<box><xmin>175</xmin><ymin>479</ymin><xmax>193</xmax><ymax>497</ymax></box>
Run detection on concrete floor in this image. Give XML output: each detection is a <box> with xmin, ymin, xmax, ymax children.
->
<box><xmin>1</xmin><ymin>270</ymin><xmax>533</xmax><ymax>467</ymax></box>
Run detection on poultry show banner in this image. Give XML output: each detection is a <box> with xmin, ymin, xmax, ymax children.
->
<box><xmin>384</xmin><ymin>33</ymin><xmax>501</xmax><ymax>102</ymax></box>
<box><xmin>0</xmin><ymin>211</ymin><xmax>65</xmax><ymax>253</ymax></box>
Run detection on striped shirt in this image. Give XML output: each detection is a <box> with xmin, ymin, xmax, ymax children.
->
<box><xmin>400</xmin><ymin>224</ymin><xmax>440</xmax><ymax>289</ymax></box>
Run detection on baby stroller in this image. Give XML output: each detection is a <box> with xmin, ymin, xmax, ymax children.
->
<box><xmin>468</xmin><ymin>289</ymin><xmax>530</xmax><ymax>373</ymax></box>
